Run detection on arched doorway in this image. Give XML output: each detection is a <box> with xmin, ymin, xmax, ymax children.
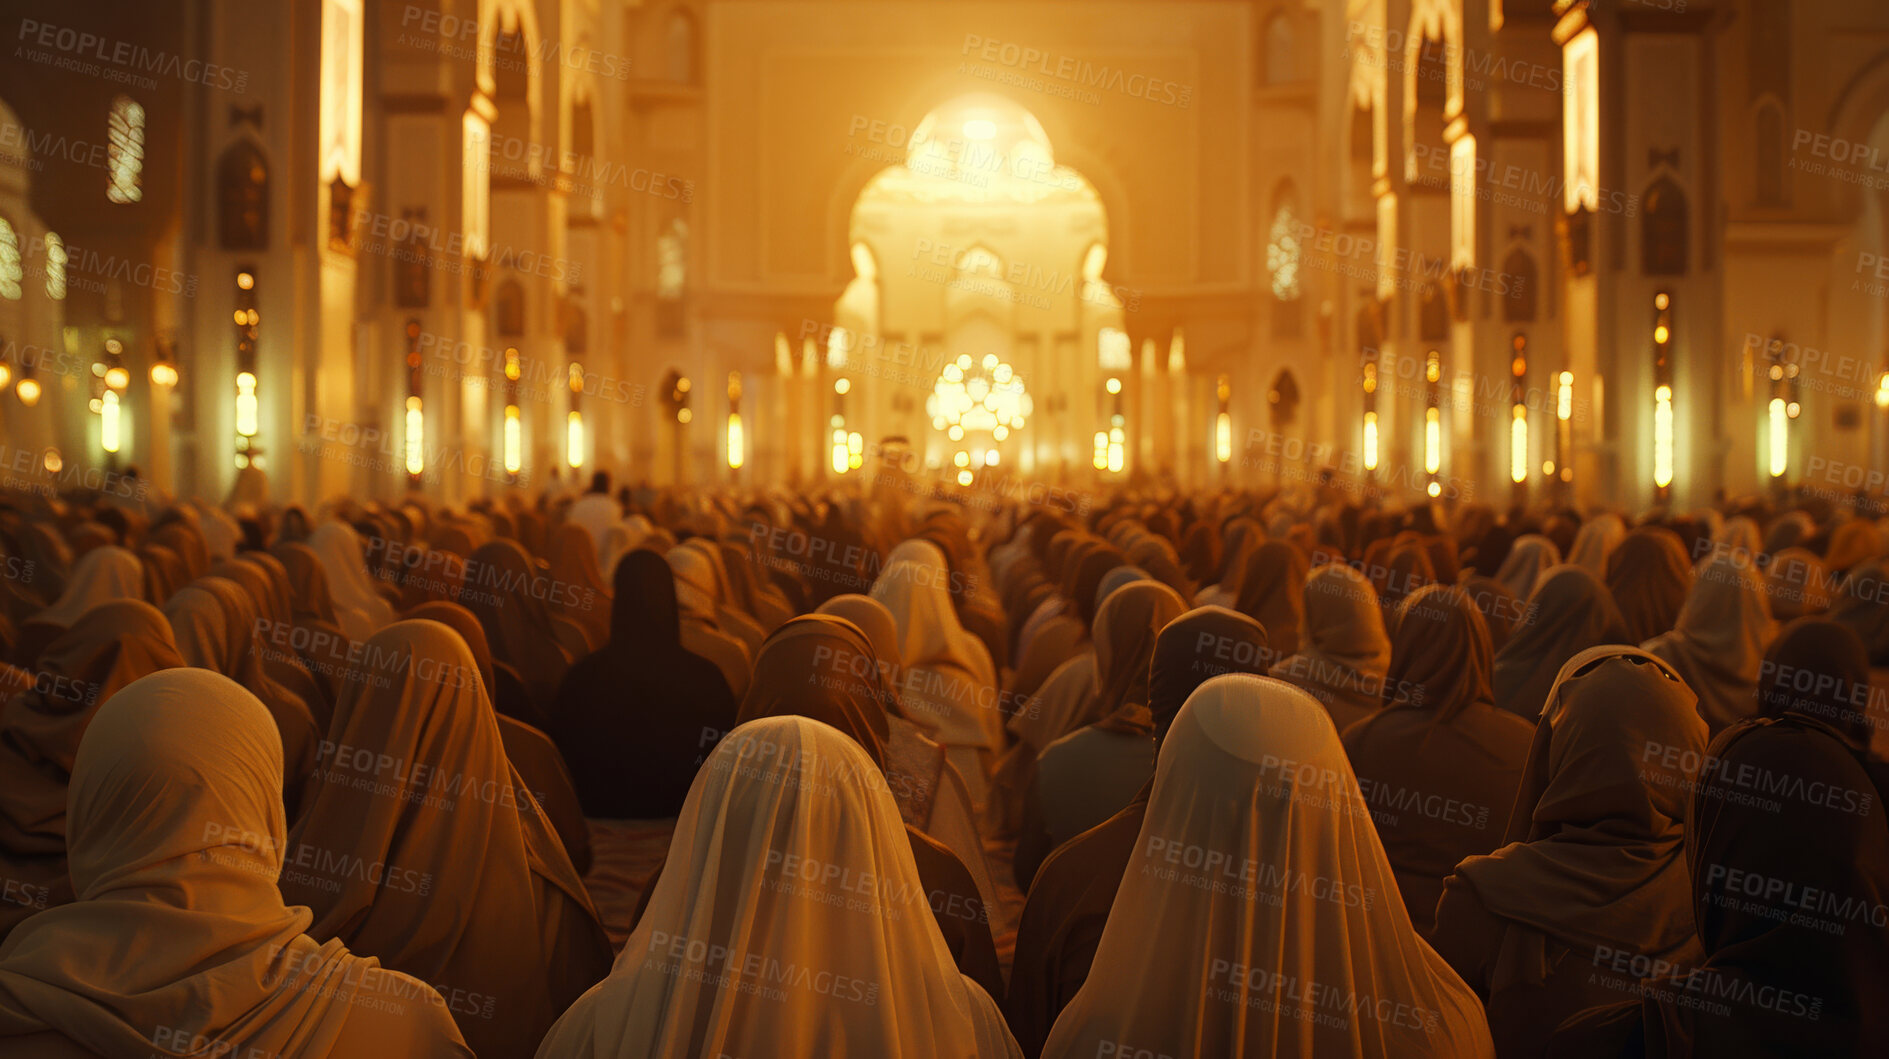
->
<box><xmin>836</xmin><ymin>94</ymin><xmax>1111</xmax><ymax>482</ymax></box>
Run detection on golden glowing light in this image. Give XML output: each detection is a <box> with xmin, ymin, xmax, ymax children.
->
<box><xmin>101</xmin><ymin>391</ymin><xmax>121</xmax><ymax>454</ymax></box>
<box><xmin>235</xmin><ymin>372</ymin><xmax>258</xmax><ymax>437</ymax></box>
<box><xmin>105</xmin><ymin>366</ymin><xmax>129</xmax><ymax>391</ymax></box>
<box><xmin>237</xmin><ymin>271</ymin><xmax>255</xmax><ymax>291</ymax></box>
<box><xmin>567</xmin><ymin>411</ymin><xmax>584</xmax><ymax>469</ymax></box>
<box><xmin>727</xmin><ymin>413</ymin><xmax>744</xmax><ymax>469</ymax></box>
<box><xmin>42</xmin><ymin>449</ymin><xmax>61</xmax><ymax>473</ymax></box>
<box><xmin>848</xmin><ymin>432</ymin><xmax>864</xmax><ymax>470</ymax></box>
<box><xmin>1654</xmin><ymin>385</ymin><xmax>1674</xmax><ymax>489</ymax></box>
<box><xmin>958</xmin><ymin>469</ymin><xmax>975</xmax><ymax>486</ymax></box>
<box><xmin>1092</xmin><ymin>431</ymin><xmax>1109</xmax><ymax>471</ymax></box>
<box><xmin>1510</xmin><ymin>406</ymin><xmax>1527</xmax><ymax>484</ymax></box>
<box><xmin>504</xmin><ymin>348</ymin><xmax>521</xmax><ymax>381</ymax></box>
<box><xmin>963</xmin><ymin>118</ymin><xmax>996</xmax><ymax>141</ymax></box>
<box><xmin>677</xmin><ymin>407</ymin><xmax>693</xmax><ymax>425</ymax></box>
<box><xmin>1654</xmin><ymin>325</ymin><xmax>1669</xmax><ymax>344</ymax></box>
<box><xmin>1215</xmin><ymin>412</ymin><xmax>1232</xmax><ymax>463</ymax></box>
<box><xmin>503</xmin><ymin>405</ymin><xmax>522</xmax><ymax>474</ymax></box>
<box><xmin>1768</xmin><ymin>397</ymin><xmax>1787</xmax><ymax>478</ymax></box>
<box><xmin>0</xmin><ymin>363</ymin><xmax>9</xmax><ymax>389</ymax></box>
<box><xmin>1363</xmin><ymin>412</ymin><xmax>1379</xmax><ymax>471</ymax></box>
<box><xmin>954</xmin><ymin>450</ymin><xmax>970</xmax><ymax>468</ymax></box>
<box><xmin>1876</xmin><ymin>372</ymin><xmax>1889</xmax><ymax>409</ymax></box>
<box><xmin>150</xmin><ymin>362</ymin><xmax>178</xmax><ymax>387</ymax></box>
<box><xmin>1655</xmin><ymin>292</ymin><xmax>1670</xmax><ymax>311</ymax></box>
<box><xmin>16</xmin><ymin>377</ymin><xmax>41</xmax><ymax>406</ymax></box>
<box><xmin>405</xmin><ymin>396</ymin><xmax>424</xmax><ymax>475</ymax></box>
<box><xmin>1557</xmin><ymin>372</ymin><xmax>1574</xmax><ymax>421</ymax></box>
<box><xmin>1427</xmin><ymin>481</ymin><xmax>1442</xmax><ymax>498</ymax></box>
<box><xmin>831</xmin><ymin>428</ymin><xmax>849</xmax><ymax>474</ymax></box>
<box><xmin>1105</xmin><ymin>376</ymin><xmax>1122</xmax><ymax>395</ymax></box>
<box><xmin>834</xmin><ymin>377</ymin><xmax>851</xmax><ymax>395</ymax></box>
<box><xmin>1424</xmin><ymin>407</ymin><xmax>1441</xmax><ymax>475</ymax></box>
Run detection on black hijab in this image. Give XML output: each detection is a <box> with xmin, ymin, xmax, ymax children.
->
<box><xmin>548</xmin><ymin>549</ymin><xmax>739</xmax><ymax>818</ymax></box>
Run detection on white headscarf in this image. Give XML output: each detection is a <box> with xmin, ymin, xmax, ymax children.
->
<box><xmin>304</xmin><ymin>522</ymin><xmax>394</xmax><ymax>640</ymax></box>
<box><xmin>1041</xmin><ymin>674</ymin><xmax>1495</xmax><ymax>1059</ymax></box>
<box><xmin>28</xmin><ymin>546</ymin><xmax>145</xmax><ymax>629</ymax></box>
<box><xmin>0</xmin><ymin>669</ymin><xmax>471</xmax><ymax>1058</ymax></box>
<box><xmin>532</xmin><ymin>716</ymin><xmax>1021</xmax><ymax>1058</ymax></box>
<box><xmin>869</xmin><ymin>540</ymin><xmax>994</xmax><ymax>688</ymax></box>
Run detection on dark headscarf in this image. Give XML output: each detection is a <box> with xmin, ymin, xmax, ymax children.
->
<box><xmin>1384</xmin><ymin>584</ymin><xmax>1494</xmax><ymax>722</ymax></box>
<box><xmin>1492</xmin><ymin>566</ymin><xmax>1631</xmax><ymax>722</ymax></box>
<box><xmin>1230</xmin><ymin>541</ymin><xmax>1306</xmax><ymax>658</ymax></box>
<box><xmin>1829</xmin><ymin>559</ymin><xmax>1889</xmax><ymax>666</ymax></box>
<box><xmin>737</xmin><ymin>615</ymin><xmax>893</xmax><ymax>760</ymax></box>
<box><xmin>1606</xmin><ymin>526</ymin><xmax>1694</xmax><ymax>643</ymax></box>
<box><xmin>1756</xmin><ymin>617</ymin><xmax>1876</xmax><ymax>749</ymax></box>
<box><xmin>548</xmin><ymin>549</ymin><xmax>739</xmax><ymax>818</ymax></box>
<box><xmin>1148</xmin><ymin>606</ymin><xmax>1270</xmax><ymax>735</ymax></box>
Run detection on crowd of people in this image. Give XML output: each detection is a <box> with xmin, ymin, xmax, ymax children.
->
<box><xmin>0</xmin><ymin>461</ymin><xmax>1884</xmax><ymax>1057</ymax></box>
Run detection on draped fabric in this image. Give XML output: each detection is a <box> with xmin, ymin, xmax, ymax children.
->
<box><xmin>1825</xmin><ymin>519</ymin><xmax>1883</xmax><ymax>575</ymax></box>
<box><xmin>1492</xmin><ymin>565</ymin><xmax>1631</xmax><ymax>722</ymax></box>
<box><xmin>1644</xmin><ymin>553</ymin><xmax>1775</xmax><ymax>734</ymax></box>
<box><xmin>1565</xmin><ymin>512</ymin><xmax>1625</xmax><ymax>576</ymax></box>
<box><xmin>547</xmin><ymin>524</ymin><xmax>612</xmax><ymax>650</ymax></box>
<box><xmin>1229</xmin><ymin>539</ymin><xmax>1307</xmax><ymax>658</ymax></box>
<box><xmin>305</xmin><ymin>522</ymin><xmax>396</xmax><ymax>641</ymax></box>
<box><xmin>1494</xmin><ymin>535</ymin><xmax>1561</xmax><ymax>604</ymax></box>
<box><xmin>1461</xmin><ymin>575</ymin><xmax>1522</xmax><ymax>654</ymax></box>
<box><xmin>162</xmin><ymin>579</ymin><xmax>321</xmax><ymax>819</ymax></box>
<box><xmin>1014</xmin><ymin>583</ymin><xmax>1187</xmax><ymax>886</ymax></box>
<box><xmin>1606</xmin><ymin>527</ymin><xmax>1695</xmax><ymax>644</ymax></box>
<box><xmin>18</xmin><ymin>546</ymin><xmax>144</xmax><ymax>637</ymax></box>
<box><xmin>1270</xmin><ymin>563</ymin><xmax>1392</xmax><ymax>733</ymax></box>
<box><xmin>731</xmin><ymin>617</ymin><xmax>1002</xmax><ymax>996</ymax></box>
<box><xmin>564</xmin><ymin>493</ymin><xmax>621</xmax><ymax>561</ymax></box>
<box><xmin>465</xmin><ymin>539</ymin><xmax>578</xmax><ymax>716</ymax></box>
<box><xmin>532</xmin><ymin>716</ymin><xmax>1022</xmax><ymax>1059</ymax></box>
<box><xmin>1343</xmin><ymin>584</ymin><xmax>1533</xmax><ymax>934</ymax></box>
<box><xmin>408</xmin><ymin>600</ymin><xmax>592</xmax><ymax>875</ymax></box>
<box><xmin>1762</xmin><ymin>546</ymin><xmax>1831</xmax><ymax>620</ymax></box>
<box><xmin>0</xmin><ymin>601</ymin><xmax>183</xmax><ymax>941</ymax></box>
<box><xmin>1039</xmin><ymin>675</ymin><xmax>1494</xmax><ymax>1059</ymax></box>
<box><xmin>663</xmin><ymin>544</ymin><xmax>757</xmax><ymax>700</ymax></box>
<box><xmin>282</xmin><ymin>620</ymin><xmax>611</xmax><ymax>1059</ymax></box>
<box><xmin>871</xmin><ymin>541</ymin><xmax>1002</xmax><ymax>756</ymax></box>
<box><xmin>1611</xmin><ymin>716</ymin><xmax>1889</xmax><ymax>1058</ymax></box>
<box><xmin>1830</xmin><ymin>559</ymin><xmax>1889</xmax><ymax>666</ymax></box>
<box><xmin>551</xmin><ymin>550</ymin><xmax>740</xmax><ymax>819</ymax></box>
<box><xmin>1436</xmin><ymin>648</ymin><xmax>1705</xmax><ymax>1057</ymax></box>
<box><xmin>1755</xmin><ymin>617</ymin><xmax>1876</xmax><ymax>749</ymax></box>
<box><xmin>0</xmin><ymin>670</ymin><xmax>473</xmax><ymax>1059</ymax></box>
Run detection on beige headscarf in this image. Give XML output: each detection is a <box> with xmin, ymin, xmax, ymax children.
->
<box><xmin>24</xmin><ymin>546</ymin><xmax>145</xmax><ymax>631</ymax></box>
<box><xmin>0</xmin><ymin>669</ymin><xmax>473</xmax><ymax>1058</ymax></box>
<box><xmin>305</xmin><ymin>522</ymin><xmax>395</xmax><ymax>640</ymax></box>
<box><xmin>1643</xmin><ymin>553</ymin><xmax>1776</xmax><ymax>733</ymax></box>
<box><xmin>1269</xmin><ymin>562</ymin><xmax>1393</xmax><ymax>732</ymax></box>
<box><xmin>532</xmin><ymin>715</ymin><xmax>1022</xmax><ymax>1059</ymax></box>
<box><xmin>871</xmin><ymin>540</ymin><xmax>997</xmax><ymax>689</ymax></box>
<box><xmin>282</xmin><ymin>620</ymin><xmax>609</xmax><ymax>1059</ymax></box>
<box><xmin>1040</xmin><ymin>675</ymin><xmax>1494</xmax><ymax>1059</ymax></box>
<box><xmin>1566</xmin><ymin>512</ymin><xmax>1626</xmax><ymax>576</ymax></box>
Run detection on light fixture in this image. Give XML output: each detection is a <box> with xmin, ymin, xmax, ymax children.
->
<box><xmin>1424</xmin><ymin>406</ymin><xmax>1441</xmax><ymax>475</ymax></box>
<box><xmin>1510</xmin><ymin>405</ymin><xmax>1528</xmax><ymax>484</ymax></box>
<box><xmin>150</xmin><ymin>362</ymin><xmax>178</xmax><ymax>387</ymax></box>
<box><xmin>963</xmin><ymin>118</ymin><xmax>996</xmax><ymax>141</ymax></box>
<box><xmin>726</xmin><ymin>413</ymin><xmax>745</xmax><ymax>469</ymax></box>
<box><xmin>1105</xmin><ymin>376</ymin><xmax>1122</xmax><ymax>395</ymax></box>
<box><xmin>503</xmin><ymin>405</ymin><xmax>522</xmax><ymax>474</ymax></box>
<box><xmin>405</xmin><ymin>396</ymin><xmax>424</xmax><ymax>475</ymax></box>
<box><xmin>101</xmin><ymin>390</ymin><xmax>121</xmax><ymax>453</ymax></box>
<box><xmin>1654</xmin><ymin>384</ymin><xmax>1674</xmax><ymax>490</ymax></box>
<box><xmin>1363</xmin><ymin>411</ymin><xmax>1379</xmax><ymax>471</ymax></box>
<box><xmin>235</xmin><ymin>371</ymin><xmax>259</xmax><ymax>437</ymax></box>
<box><xmin>1215</xmin><ymin>412</ymin><xmax>1232</xmax><ymax>463</ymax></box>
<box><xmin>1768</xmin><ymin>397</ymin><xmax>1787</xmax><ymax>479</ymax></box>
<box><xmin>105</xmin><ymin>365</ymin><xmax>129</xmax><ymax>391</ymax></box>
<box><xmin>1876</xmin><ymin>372</ymin><xmax>1889</xmax><ymax>409</ymax></box>
<box><xmin>567</xmin><ymin>410</ymin><xmax>584</xmax><ymax>469</ymax></box>
<box><xmin>834</xmin><ymin>377</ymin><xmax>851</xmax><ymax>395</ymax></box>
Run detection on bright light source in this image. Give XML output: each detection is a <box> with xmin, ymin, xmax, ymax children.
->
<box><xmin>503</xmin><ymin>405</ymin><xmax>522</xmax><ymax>474</ymax></box>
<box><xmin>831</xmin><ymin>430</ymin><xmax>849</xmax><ymax>474</ymax></box>
<box><xmin>566</xmin><ymin>410</ymin><xmax>584</xmax><ymax>469</ymax></box>
<box><xmin>1654</xmin><ymin>385</ymin><xmax>1674</xmax><ymax>489</ymax></box>
<box><xmin>150</xmin><ymin>362</ymin><xmax>178</xmax><ymax>387</ymax></box>
<box><xmin>727</xmin><ymin>413</ymin><xmax>744</xmax><ymax>469</ymax></box>
<box><xmin>1557</xmin><ymin>372</ymin><xmax>1573</xmax><ymax>421</ymax></box>
<box><xmin>42</xmin><ymin>449</ymin><xmax>61</xmax><ymax>473</ymax></box>
<box><xmin>958</xmin><ymin>469</ymin><xmax>974</xmax><ymax>486</ymax></box>
<box><xmin>834</xmin><ymin>377</ymin><xmax>851</xmax><ymax>395</ymax></box>
<box><xmin>954</xmin><ymin>450</ymin><xmax>970</xmax><ymax>468</ymax></box>
<box><xmin>1363</xmin><ymin>411</ymin><xmax>1379</xmax><ymax>471</ymax></box>
<box><xmin>1510</xmin><ymin>405</ymin><xmax>1527</xmax><ymax>484</ymax></box>
<box><xmin>237</xmin><ymin>271</ymin><xmax>254</xmax><ymax>291</ymax></box>
<box><xmin>1424</xmin><ymin>406</ymin><xmax>1441</xmax><ymax>475</ymax></box>
<box><xmin>1427</xmin><ymin>481</ymin><xmax>1442</xmax><ymax>497</ymax></box>
<box><xmin>1876</xmin><ymin>373</ymin><xmax>1889</xmax><ymax>409</ymax></box>
<box><xmin>1105</xmin><ymin>376</ymin><xmax>1122</xmax><ymax>395</ymax></box>
<box><xmin>984</xmin><ymin>449</ymin><xmax>999</xmax><ymax>466</ymax></box>
<box><xmin>1215</xmin><ymin>412</ymin><xmax>1232</xmax><ymax>463</ymax></box>
<box><xmin>1654</xmin><ymin>325</ymin><xmax>1669</xmax><ymax>344</ymax></box>
<box><xmin>1768</xmin><ymin>397</ymin><xmax>1787</xmax><ymax>478</ymax></box>
<box><xmin>1655</xmin><ymin>292</ymin><xmax>1669</xmax><ymax>311</ymax></box>
<box><xmin>406</xmin><ymin>397</ymin><xmax>424</xmax><ymax>475</ymax></box>
<box><xmin>236</xmin><ymin>372</ymin><xmax>258</xmax><ymax>437</ymax></box>
<box><xmin>101</xmin><ymin>390</ymin><xmax>121</xmax><ymax>453</ymax></box>
<box><xmin>16</xmin><ymin>377</ymin><xmax>40</xmax><ymax>406</ymax></box>
<box><xmin>105</xmin><ymin>365</ymin><xmax>129</xmax><ymax>390</ymax></box>
<box><xmin>963</xmin><ymin>118</ymin><xmax>996</xmax><ymax>141</ymax></box>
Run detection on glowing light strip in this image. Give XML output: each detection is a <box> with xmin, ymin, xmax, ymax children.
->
<box><xmin>236</xmin><ymin>372</ymin><xmax>258</xmax><ymax>437</ymax></box>
<box><xmin>503</xmin><ymin>405</ymin><xmax>521</xmax><ymax>474</ymax></box>
<box><xmin>1767</xmin><ymin>397</ymin><xmax>1787</xmax><ymax>478</ymax></box>
<box><xmin>727</xmin><ymin>413</ymin><xmax>744</xmax><ymax>469</ymax></box>
<box><xmin>405</xmin><ymin>396</ymin><xmax>423</xmax><ymax>475</ymax></box>
<box><xmin>1510</xmin><ymin>406</ymin><xmax>1527</xmax><ymax>484</ymax></box>
<box><xmin>1654</xmin><ymin>385</ymin><xmax>1674</xmax><ymax>489</ymax></box>
<box><xmin>567</xmin><ymin>411</ymin><xmax>584</xmax><ymax>469</ymax></box>
<box><xmin>1424</xmin><ymin>407</ymin><xmax>1441</xmax><ymax>475</ymax></box>
<box><xmin>1363</xmin><ymin>412</ymin><xmax>1379</xmax><ymax>471</ymax></box>
<box><xmin>1215</xmin><ymin>412</ymin><xmax>1232</xmax><ymax>463</ymax></box>
<box><xmin>101</xmin><ymin>390</ymin><xmax>121</xmax><ymax>453</ymax></box>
